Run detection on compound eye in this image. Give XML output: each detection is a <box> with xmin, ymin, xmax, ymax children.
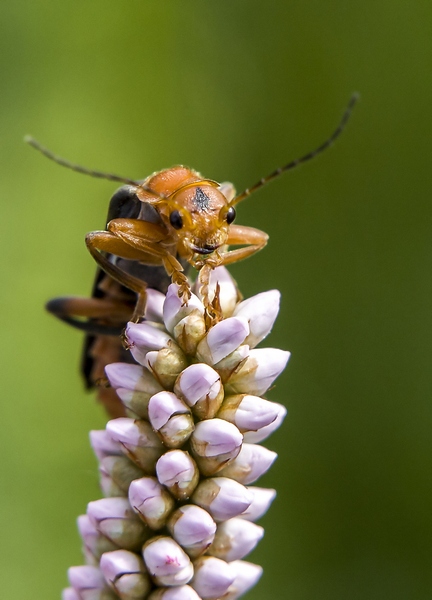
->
<box><xmin>169</xmin><ymin>210</ymin><xmax>183</xmax><ymax>230</ymax></box>
<box><xmin>226</xmin><ymin>206</ymin><xmax>236</xmax><ymax>224</ymax></box>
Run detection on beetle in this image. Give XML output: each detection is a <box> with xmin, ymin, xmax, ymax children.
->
<box><xmin>27</xmin><ymin>94</ymin><xmax>358</xmax><ymax>416</ymax></box>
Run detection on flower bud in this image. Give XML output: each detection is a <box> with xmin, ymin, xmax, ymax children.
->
<box><xmin>173</xmin><ymin>310</ymin><xmax>207</xmax><ymax>356</ymax></box>
<box><xmin>189</xmin><ymin>419</ymin><xmax>243</xmax><ymax>476</ymax></box>
<box><xmin>212</xmin><ymin>345</ymin><xmax>249</xmax><ymax>383</ymax></box>
<box><xmin>147</xmin><ymin>585</ymin><xmax>201</xmax><ymax>600</ymax></box>
<box><xmin>243</xmin><ymin>403</ymin><xmax>287</xmax><ymax>443</ymax></box>
<box><xmin>106</xmin><ymin>418</ymin><xmax>164</xmax><ymax>473</ymax></box>
<box><xmin>222</xmin><ymin>560</ymin><xmax>263</xmax><ymax>600</ymax></box>
<box><xmin>77</xmin><ymin>515</ymin><xmax>117</xmax><ymax>564</ymax></box>
<box><xmin>167</xmin><ymin>505</ymin><xmax>216</xmax><ymax>558</ymax></box>
<box><xmin>142</xmin><ymin>536</ymin><xmax>193</xmax><ymax>587</ymax></box>
<box><xmin>218</xmin><ymin>443</ymin><xmax>277</xmax><ymax>484</ymax></box>
<box><xmin>238</xmin><ymin>487</ymin><xmax>276</xmax><ymax>521</ymax></box>
<box><xmin>217</xmin><ymin>394</ymin><xmax>281</xmax><ymax>433</ymax></box>
<box><xmin>191</xmin><ymin>477</ymin><xmax>252</xmax><ymax>522</ymax></box>
<box><xmin>145</xmin><ymin>288</ymin><xmax>166</xmax><ymax>323</ymax></box>
<box><xmin>196</xmin><ymin>266</ymin><xmax>239</xmax><ymax>317</ymax></box>
<box><xmin>208</xmin><ymin>518</ymin><xmax>264</xmax><ymax>561</ymax></box>
<box><xmin>190</xmin><ymin>556</ymin><xmax>235</xmax><ymax>600</ymax></box>
<box><xmin>87</xmin><ymin>497</ymin><xmax>150</xmax><ymax>551</ymax></box>
<box><xmin>105</xmin><ymin>363</ymin><xmax>161</xmax><ymax>395</ymax></box>
<box><xmin>174</xmin><ymin>363</ymin><xmax>224</xmax><ymax>420</ymax></box>
<box><xmin>128</xmin><ymin>477</ymin><xmax>175</xmax><ymax>530</ymax></box>
<box><xmin>156</xmin><ymin>450</ymin><xmax>199</xmax><ymax>500</ymax></box>
<box><xmin>145</xmin><ymin>347</ymin><xmax>188</xmax><ymax>390</ymax></box>
<box><xmin>68</xmin><ymin>565</ymin><xmax>116</xmax><ymax>600</ymax></box>
<box><xmin>163</xmin><ymin>284</ymin><xmax>204</xmax><ymax>333</ymax></box>
<box><xmin>99</xmin><ymin>455</ymin><xmax>144</xmax><ymax>496</ymax></box>
<box><xmin>62</xmin><ymin>588</ymin><xmax>81</xmax><ymax>600</ymax></box>
<box><xmin>148</xmin><ymin>391</ymin><xmax>194</xmax><ymax>448</ymax></box>
<box><xmin>125</xmin><ymin>322</ymin><xmax>177</xmax><ymax>365</ymax></box>
<box><xmin>225</xmin><ymin>348</ymin><xmax>290</xmax><ymax>396</ymax></box>
<box><xmin>100</xmin><ymin>549</ymin><xmax>151</xmax><ymax>600</ymax></box>
<box><xmin>232</xmin><ymin>290</ymin><xmax>280</xmax><ymax>347</ymax></box>
<box><xmin>196</xmin><ymin>317</ymin><xmax>249</xmax><ymax>365</ymax></box>
<box><xmin>90</xmin><ymin>430</ymin><xmax>122</xmax><ymax>461</ymax></box>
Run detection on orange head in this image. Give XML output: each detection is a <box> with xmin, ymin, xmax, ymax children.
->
<box><xmin>156</xmin><ymin>180</ymin><xmax>236</xmax><ymax>262</ymax></box>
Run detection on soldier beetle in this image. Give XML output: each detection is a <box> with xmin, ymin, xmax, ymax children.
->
<box><xmin>27</xmin><ymin>94</ymin><xmax>357</xmax><ymax>416</ymax></box>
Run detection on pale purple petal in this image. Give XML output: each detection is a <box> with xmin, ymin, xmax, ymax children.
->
<box><xmin>105</xmin><ymin>362</ymin><xmax>162</xmax><ymax>395</ymax></box>
<box><xmin>191</xmin><ymin>419</ymin><xmax>242</xmax><ymax>457</ymax></box>
<box><xmin>89</xmin><ymin>430</ymin><xmax>122</xmax><ymax>461</ymax></box>
<box><xmin>163</xmin><ymin>284</ymin><xmax>204</xmax><ymax>333</ymax></box>
<box><xmin>233</xmin><ymin>290</ymin><xmax>280</xmax><ymax>347</ymax></box>
<box><xmin>238</xmin><ymin>487</ymin><xmax>277</xmax><ymax>521</ymax></box>
<box><xmin>208</xmin><ymin>518</ymin><xmax>264</xmax><ymax>561</ymax></box>
<box><xmin>129</xmin><ymin>477</ymin><xmax>174</xmax><ymax>530</ymax></box>
<box><xmin>62</xmin><ymin>588</ymin><xmax>81</xmax><ymax>600</ymax></box>
<box><xmin>145</xmin><ymin>288</ymin><xmax>166</xmax><ymax>322</ymax></box>
<box><xmin>196</xmin><ymin>317</ymin><xmax>249</xmax><ymax>365</ymax></box>
<box><xmin>168</xmin><ymin>505</ymin><xmax>216</xmax><ymax>557</ymax></box>
<box><xmin>226</xmin><ymin>348</ymin><xmax>290</xmax><ymax>395</ymax></box>
<box><xmin>143</xmin><ymin>537</ymin><xmax>193</xmax><ymax>586</ymax></box>
<box><xmin>191</xmin><ymin>556</ymin><xmax>235</xmax><ymax>599</ymax></box>
<box><xmin>148</xmin><ymin>392</ymin><xmax>190</xmax><ymax>430</ymax></box>
<box><xmin>156</xmin><ymin>450</ymin><xmax>199</xmax><ymax>499</ymax></box>
<box><xmin>68</xmin><ymin>565</ymin><xmax>106</xmax><ymax>590</ymax></box>
<box><xmin>218</xmin><ymin>443</ymin><xmax>277</xmax><ymax>484</ymax></box>
<box><xmin>223</xmin><ymin>561</ymin><xmax>263</xmax><ymax>600</ymax></box>
<box><xmin>243</xmin><ymin>404</ymin><xmax>287</xmax><ymax>443</ymax></box>
<box><xmin>147</xmin><ymin>585</ymin><xmax>201</xmax><ymax>600</ymax></box>
<box><xmin>174</xmin><ymin>363</ymin><xmax>222</xmax><ymax>409</ymax></box>
<box><xmin>192</xmin><ymin>477</ymin><xmax>252</xmax><ymax>522</ymax></box>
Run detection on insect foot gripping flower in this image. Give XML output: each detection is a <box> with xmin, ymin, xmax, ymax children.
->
<box><xmin>64</xmin><ymin>267</ymin><xmax>289</xmax><ymax>600</ymax></box>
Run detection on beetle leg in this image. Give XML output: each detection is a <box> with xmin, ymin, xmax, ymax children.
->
<box><xmin>107</xmin><ymin>219</ymin><xmax>192</xmax><ymax>304</ymax></box>
<box><xmin>219</xmin><ymin>225</ymin><xmax>269</xmax><ymax>265</ymax></box>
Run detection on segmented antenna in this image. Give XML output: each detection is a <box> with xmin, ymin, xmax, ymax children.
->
<box><xmin>232</xmin><ymin>93</ymin><xmax>359</xmax><ymax>205</ymax></box>
<box><xmin>25</xmin><ymin>136</ymin><xmax>142</xmax><ymax>186</ymax></box>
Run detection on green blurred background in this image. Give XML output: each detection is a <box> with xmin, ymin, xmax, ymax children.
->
<box><xmin>1</xmin><ymin>1</ymin><xmax>432</xmax><ymax>598</ymax></box>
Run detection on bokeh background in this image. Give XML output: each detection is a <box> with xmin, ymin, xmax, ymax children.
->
<box><xmin>1</xmin><ymin>1</ymin><xmax>432</xmax><ymax>599</ymax></box>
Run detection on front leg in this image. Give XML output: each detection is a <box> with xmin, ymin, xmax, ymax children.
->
<box><xmin>219</xmin><ymin>225</ymin><xmax>269</xmax><ymax>265</ymax></box>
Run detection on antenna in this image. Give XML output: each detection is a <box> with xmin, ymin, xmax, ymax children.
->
<box><xmin>232</xmin><ymin>93</ymin><xmax>359</xmax><ymax>205</ymax></box>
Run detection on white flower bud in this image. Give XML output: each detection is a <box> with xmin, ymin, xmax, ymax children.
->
<box><xmin>218</xmin><ymin>443</ymin><xmax>277</xmax><ymax>484</ymax></box>
<box><xmin>212</xmin><ymin>345</ymin><xmax>250</xmax><ymax>383</ymax></box>
<box><xmin>167</xmin><ymin>505</ymin><xmax>216</xmax><ymax>558</ymax></box>
<box><xmin>224</xmin><ymin>348</ymin><xmax>290</xmax><ymax>396</ymax></box>
<box><xmin>232</xmin><ymin>290</ymin><xmax>280</xmax><ymax>347</ymax></box>
<box><xmin>143</xmin><ymin>536</ymin><xmax>193</xmax><ymax>587</ymax></box>
<box><xmin>243</xmin><ymin>403</ymin><xmax>287</xmax><ymax>443</ymax></box>
<box><xmin>191</xmin><ymin>477</ymin><xmax>252</xmax><ymax>522</ymax></box>
<box><xmin>156</xmin><ymin>450</ymin><xmax>199</xmax><ymax>500</ymax></box>
<box><xmin>217</xmin><ymin>394</ymin><xmax>281</xmax><ymax>433</ymax></box>
<box><xmin>77</xmin><ymin>515</ymin><xmax>117</xmax><ymax>563</ymax></box>
<box><xmin>148</xmin><ymin>392</ymin><xmax>194</xmax><ymax>448</ymax></box>
<box><xmin>238</xmin><ymin>487</ymin><xmax>276</xmax><ymax>521</ymax></box>
<box><xmin>145</xmin><ymin>347</ymin><xmax>188</xmax><ymax>389</ymax></box>
<box><xmin>147</xmin><ymin>585</ymin><xmax>201</xmax><ymax>600</ymax></box>
<box><xmin>99</xmin><ymin>455</ymin><xmax>144</xmax><ymax>496</ymax></box>
<box><xmin>100</xmin><ymin>549</ymin><xmax>151</xmax><ymax>600</ymax></box>
<box><xmin>196</xmin><ymin>317</ymin><xmax>249</xmax><ymax>365</ymax></box>
<box><xmin>87</xmin><ymin>497</ymin><xmax>149</xmax><ymax>551</ymax></box>
<box><xmin>68</xmin><ymin>566</ymin><xmax>114</xmax><ymax>600</ymax></box>
<box><xmin>125</xmin><ymin>322</ymin><xmax>177</xmax><ymax>365</ymax></box>
<box><xmin>128</xmin><ymin>477</ymin><xmax>175</xmax><ymax>530</ymax></box>
<box><xmin>174</xmin><ymin>363</ymin><xmax>224</xmax><ymax>420</ymax></box>
<box><xmin>196</xmin><ymin>266</ymin><xmax>239</xmax><ymax>317</ymax></box>
<box><xmin>190</xmin><ymin>419</ymin><xmax>243</xmax><ymax>476</ymax></box>
<box><xmin>190</xmin><ymin>556</ymin><xmax>235</xmax><ymax>600</ymax></box>
<box><xmin>106</xmin><ymin>418</ymin><xmax>164</xmax><ymax>473</ymax></box>
<box><xmin>163</xmin><ymin>284</ymin><xmax>204</xmax><ymax>333</ymax></box>
<box><xmin>173</xmin><ymin>310</ymin><xmax>207</xmax><ymax>356</ymax></box>
<box><xmin>105</xmin><ymin>363</ymin><xmax>161</xmax><ymax>395</ymax></box>
<box><xmin>222</xmin><ymin>560</ymin><xmax>263</xmax><ymax>600</ymax></box>
<box><xmin>62</xmin><ymin>588</ymin><xmax>81</xmax><ymax>600</ymax></box>
<box><xmin>145</xmin><ymin>288</ymin><xmax>166</xmax><ymax>323</ymax></box>
<box><xmin>208</xmin><ymin>518</ymin><xmax>264</xmax><ymax>561</ymax></box>
<box><xmin>90</xmin><ymin>430</ymin><xmax>122</xmax><ymax>461</ymax></box>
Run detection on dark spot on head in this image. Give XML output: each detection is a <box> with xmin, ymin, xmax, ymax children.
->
<box><xmin>193</xmin><ymin>187</ymin><xmax>210</xmax><ymax>211</ymax></box>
